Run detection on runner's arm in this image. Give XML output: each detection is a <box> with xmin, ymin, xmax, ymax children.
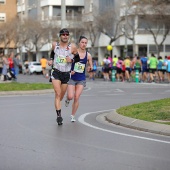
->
<box><xmin>87</xmin><ymin>53</ymin><xmax>93</xmax><ymax>71</ymax></box>
<box><xmin>71</xmin><ymin>43</ymin><xmax>80</xmax><ymax>63</ymax></box>
<box><xmin>48</xmin><ymin>42</ymin><xmax>56</xmax><ymax>66</ymax></box>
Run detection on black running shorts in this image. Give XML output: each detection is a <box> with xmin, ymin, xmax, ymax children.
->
<box><xmin>51</xmin><ymin>69</ymin><xmax>70</xmax><ymax>84</ymax></box>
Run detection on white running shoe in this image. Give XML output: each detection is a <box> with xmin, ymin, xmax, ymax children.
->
<box><xmin>65</xmin><ymin>99</ymin><xmax>70</xmax><ymax>107</ymax></box>
<box><xmin>71</xmin><ymin>115</ymin><xmax>76</xmax><ymax>122</ymax></box>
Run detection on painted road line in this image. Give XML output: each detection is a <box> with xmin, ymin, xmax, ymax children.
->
<box><xmin>78</xmin><ymin>110</ymin><xmax>170</xmax><ymax>144</ymax></box>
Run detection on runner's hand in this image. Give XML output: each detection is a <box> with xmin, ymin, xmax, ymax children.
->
<box><xmin>66</xmin><ymin>56</ymin><xmax>72</xmax><ymax>63</ymax></box>
<box><xmin>48</xmin><ymin>60</ymin><xmax>53</xmax><ymax>66</ymax></box>
<box><xmin>71</xmin><ymin>71</ymin><xmax>75</xmax><ymax>75</ymax></box>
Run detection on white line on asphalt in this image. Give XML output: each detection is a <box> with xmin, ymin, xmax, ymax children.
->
<box><xmin>81</xmin><ymin>95</ymin><xmax>95</xmax><ymax>97</ymax></box>
<box><xmin>78</xmin><ymin>110</ymin><xmax>170</xmax><ymax>144</ymax></box>
<box><xmin>84</xmin><ymin>87</ymin><xmax>91</xmax><ymax>91</ymax></box>
<box><xmin>106</xmin><ymin>94</ymin><xmax>124</xmax><ymax>95</ymax></box>
<box><xmin>98</xmin><ymin>91</ymin><xmax>110</xmax><ymax>93</ymax></box>
<box><xmin>113</xmin><ymin>89</ymin><xmax>124</xmax><ymax>92</ymax></box>
<box><xmin>132</xmin><ymin>93</ymin><xmax>152</xmax><ymax>95</ymax></box>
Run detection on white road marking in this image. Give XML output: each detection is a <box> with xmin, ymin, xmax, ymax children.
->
<box><xmin>113</xmin><ymin>89</ymin><xmax>124</xmax><ymax>92</ymax></box>
<box><xmin>78</xmin><ymin>110</ymin><xmax>170</xmax><ymax>144</ymax></box>
<box><xmin>84</xmin><ymin>87</ymin><xmax>91</xmax><ymax>91</ymax></box>
<box><xmin>106</xmin><ymin>94</ymin><xmax>124</xmax><ymax>96</ymax></box>
<box><xmin>81</xmin><ymin>94</ymin><xmax>95</xmax><ymax>97</ymax></box>
<box><xmin>133</xmin><ymin>93</ymin><xmax>151</xmax><ymax>95</ymax></box>
<box><xmin>98</xmin><ymin>91</ymin><xmax>110</xmax><ymax>93</ymax></box>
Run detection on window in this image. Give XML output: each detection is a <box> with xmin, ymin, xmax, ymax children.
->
<box><xmin>0</xmin><ymin>0</ymin><xmax>5</xmax><ymax>4</ymax></box>
<box><xmin>0</xmin><ymin>13</ymin><xmax>6</xmax><ymax>23</ymax></box>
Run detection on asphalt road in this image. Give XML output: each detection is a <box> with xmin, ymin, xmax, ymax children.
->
<box><xmin>0</xmin><ymin>74</ymin><xmax>170</xmax><ymax>170</ymax></box>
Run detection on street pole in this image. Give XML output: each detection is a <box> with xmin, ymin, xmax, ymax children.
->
<box><xmin>61</xmin><ymin>0</ymin><xmax>66</xmax><ymax>29</ymax></box>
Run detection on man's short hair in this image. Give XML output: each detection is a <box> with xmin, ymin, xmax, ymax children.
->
<box><xmin>59</xmin><ymin>28</ymin><xmax>69</xmax><ymax>36</ymax></box>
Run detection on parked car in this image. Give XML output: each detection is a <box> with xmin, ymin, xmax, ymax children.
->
<box><xmin>28</xmin><ymin>62</ymin><xmax>42</xmax><ymax>74</ymax></box>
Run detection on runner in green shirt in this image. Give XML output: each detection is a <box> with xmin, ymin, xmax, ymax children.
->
<box><xmin>148</xmin><ymin>53</ymin><xmax>158</xmax><ymax>83</ymax></box>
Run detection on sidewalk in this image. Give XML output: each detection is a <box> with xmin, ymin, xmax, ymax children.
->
<box><xmin>105</xmin><ymin>110</ymin><xmax>170</xmax><ymax>136</ymax></box>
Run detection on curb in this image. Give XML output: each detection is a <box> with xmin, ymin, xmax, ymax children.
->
<box><xmin>0</xmin><ymin>89</ymin><xmax>54</xmax><ymax>96</ymax></box>
<box><xmin>105</xmin><ymin>110</ymin><xmax>170</xmax><ymax>136</ymax></box>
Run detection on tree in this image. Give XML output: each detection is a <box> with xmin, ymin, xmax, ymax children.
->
<box><xmin>21</xmin><ymin>19</ymin><xmax>51</xmax><ymax>57</ymax></box>
<box><xmin>94</xmin><ymin>7</ymin><xmax>123</xmax><ymax>45</ymax></box>
<box><xmin>81</xmin><ymin>21</ymin><xmax>99</xmax><ymax>58</ymax></box>
<box><xmin>0</xmin><ymin>18</ymin><xmax>18</xmax><ymax>51</ymax></box>
<box><xmin>120</xmin><ymin>0</ymin><xmax>143</xmax><ymax>56</ymax></box>
<box><xmin>132</xmin><ymin>0</ymin><xmax>170</xmax><ymax>56</ymax></box>
<box><xmin>92</xmin><ymin>6</ymin><xmax>124</xmax><ymax>58</ymax></box>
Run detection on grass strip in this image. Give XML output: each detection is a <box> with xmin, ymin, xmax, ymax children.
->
<box><xmin>117</xmin><ymin>98</ymin><xmax>170</xmax><ymax>125</ymax></box>
<box><xmin>0</xmin><ymin>82</ymin><xmax>53</xmax><ymax>91</ymax></box>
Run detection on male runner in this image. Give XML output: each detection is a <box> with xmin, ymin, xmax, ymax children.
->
<box><xmin>48</xmin><ymin>28</ymin><xmax>80</xmax><ymax>125</ymax></box>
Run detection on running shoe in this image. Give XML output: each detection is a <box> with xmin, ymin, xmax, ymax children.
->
<box><xmin>56</xmin><ymin>116</ymin><xmax>63</xmax><ymax>125</ymax></box>
<box><xmin>71</xmin><ymin>115</ymin><xmax>76</xmax><ymax>122</ymax></box>
<box><xmin>65</xmin><ymin>99</ymin><xmax>70</xmax><ymax>107</ymax></box>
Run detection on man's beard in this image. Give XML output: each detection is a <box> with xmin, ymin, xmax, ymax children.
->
<box><xmin>61</xmin><ymin>39</ymin><xmax>68</xmax><ymax>43</ymax></box>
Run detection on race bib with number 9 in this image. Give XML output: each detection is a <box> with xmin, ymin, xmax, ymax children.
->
<box><xmin>74</xmin><ymin>62</ymin><xmax>85</xmax><ymax>73</ymax></box>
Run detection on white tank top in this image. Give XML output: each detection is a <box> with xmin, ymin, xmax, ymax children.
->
<box><xmin>53</xmin><ymin>42</ymin><xmax>74</xmax><ymax>72</ymax></box>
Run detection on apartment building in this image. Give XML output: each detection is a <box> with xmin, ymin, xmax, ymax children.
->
<box><xmin>84</xmin><ymin>0</ymin><xmax>170</xmax><ymax>64</ymax></box>
<box><xmin>115</xmin><ymin>0</ymin><xmax>170</xmax><ymax>58</ymax></box>
<box><xmin>83</xmin><ymin>0</ymin><xmax>116</xmax><ymax>62</ymax></box>
<box><xmin>17</xmin><ymin>0</ymin><xmax>84</xmax><ymax>61</ymax></box>
<box><xmin>0</xmin><ymin>0</ymin><xmax>17</xmax><ymax>49</ymax></box>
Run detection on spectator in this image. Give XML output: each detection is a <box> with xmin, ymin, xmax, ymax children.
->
<box><xmin>0</xmin><ymin>50</ymin><xmax>4</xmax><ymax>75</ymax></box>
<box><xmin>40</xmin><ymin>56</ymin><xmax>47</xmax><ymax>77</ymax></box>
<box><xmin>13</xmin><ymin>53</ymin><xmax>21</xmax><ymax>80</ymax></box>
<box><xmin>1</xmin><ymin>55</ymin><xmax>9</xmax><ymax>81</ymax></box>
<box><xmin>24</xmin><ymin>60</ymin><xmax>29</xmax><ymax>75</ymax></box>
<box><xmin>8</xmin><ymin>51</ymin><xmax>16</xmax><ymax>79</ymax></box>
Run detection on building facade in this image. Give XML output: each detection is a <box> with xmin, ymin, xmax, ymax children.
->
<box><xmin>0</xmin><ymin>0</ymin><xmax>17</xmax><ymax>49</ymax></box>
<box><xmin>17</xmin><ymin>0</ymin><xmax>84</xmax><ymax>61</ymax></box>
<box><xmin>84</xmin><ymin>0</ymin><xmax>170</xmax><ymax>64</ymax></box>
<box><xmin>2</xmin><ymin>0</ymin><xmax>169</xmax><ymax>63</ymax></box>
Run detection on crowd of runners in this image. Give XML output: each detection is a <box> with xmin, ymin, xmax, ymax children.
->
<box><xmin>96</xmin><ymin>54</ymin><xmax>170</xmax><ymax>83</ymax></box>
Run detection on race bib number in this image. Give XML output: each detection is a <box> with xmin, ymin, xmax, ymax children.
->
<box><xmin>74</xmin><ymin>62</ymin><xmax>85</xmax><ymax>73</ymax></box>
<box><xmin>56</xmin><ymin>55</ymin><xmax>67</xmax><ymax>66</ymax></box>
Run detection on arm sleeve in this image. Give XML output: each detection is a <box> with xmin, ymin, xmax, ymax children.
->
<box><xmin>73</xmin><ymin>53</ymin><xmax>80</xmax><ymax>63</ymax></box>
<box><xmin>50</xmin><ymin>50</ymin><xmax>55</xmax><ymax>60</ymax></box>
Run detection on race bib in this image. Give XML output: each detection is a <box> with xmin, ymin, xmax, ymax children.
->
<box><xmin>56</xmin><ymin>55</ymin><xmax>67</xmax><ymax>66</ymax></box>
<box><xmin>74</xmin><ymin>62</ymin><xmax>85</xmax><ymax>73</ymax></box>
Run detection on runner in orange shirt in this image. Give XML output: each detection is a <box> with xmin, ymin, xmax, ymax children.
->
<box><xmin>40</xmin><ymin>56</ymin><xmax>47</xmax><ymax>76</ymax></box>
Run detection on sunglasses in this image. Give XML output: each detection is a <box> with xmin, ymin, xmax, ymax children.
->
<box><xmin>61</xmin><ymin>33</ymin><xmax>69</xmax><ymax>36</ymax></box>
